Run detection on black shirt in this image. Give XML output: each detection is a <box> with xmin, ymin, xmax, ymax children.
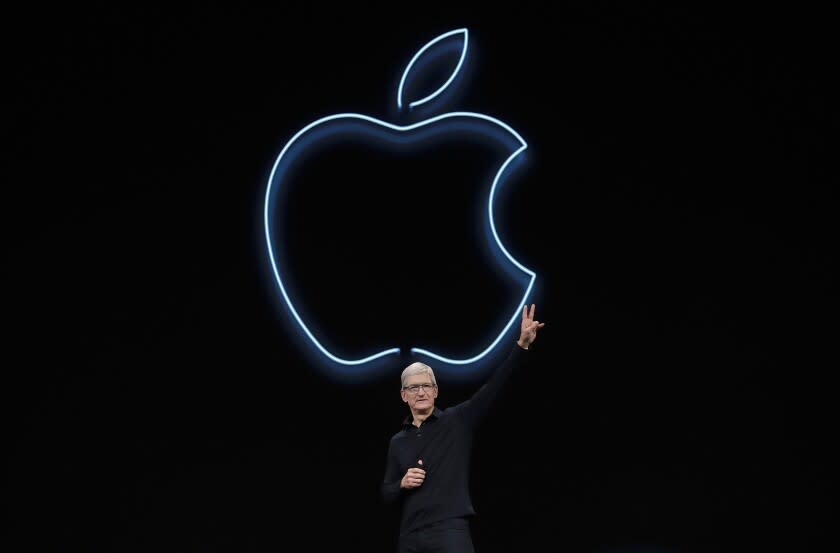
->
<box><xmin>380</xmin><ymin>343</ymin><xmax>529</xmax><ymax>536</ymax></box>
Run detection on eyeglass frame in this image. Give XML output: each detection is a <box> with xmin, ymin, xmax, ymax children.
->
<box><xmin>402</xmin><ymin>383</ymin><xmax>436</xmax><ymax>394</ymax></box>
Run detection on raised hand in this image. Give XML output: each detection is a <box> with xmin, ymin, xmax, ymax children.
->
<box><xmin>517</xmin><ymin>303</ymin><xmax>545</xmax><ymax>350</ymax></box>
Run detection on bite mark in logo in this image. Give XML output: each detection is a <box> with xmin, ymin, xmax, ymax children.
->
<box><xmin>263</xmin><ymin>28</ymin><xmax>536</xmax><ymax>376</ymax></box>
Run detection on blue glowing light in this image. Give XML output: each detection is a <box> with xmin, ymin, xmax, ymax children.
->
<box><xmin>397</xmin><ymin>28</ymin><xmax>468</xmax><ymax>111</ymax></box>
<box><xmin>263</xmin><ymin>28</ymin><xmax>537</xmax><ymax>374</ymax></box>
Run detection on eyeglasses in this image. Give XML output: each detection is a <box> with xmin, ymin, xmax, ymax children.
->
<box><xmin>403</xmin><ymin>383</ymin><xmax>435</xmax><ymax>394</ymax></box>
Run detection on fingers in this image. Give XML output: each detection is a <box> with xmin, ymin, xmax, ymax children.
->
<box><xmin>403</xmin><ymin>468</ymin><xmax>426</xmax><ymax>488</ymax></box>
<box><xmin>523</xmin><ymin>318</ymin><xmax>544</xmax><ymax>336</ymax></box>
<box><xmin>522</xmin><ymin>303</ymin><xmax>537</xmax><ymax>321</ymax></box>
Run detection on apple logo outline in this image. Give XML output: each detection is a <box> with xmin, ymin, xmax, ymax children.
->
<box><xmin>263</xmin><ymin>28</ymin><xmax>536</xmax><ymax>378</ymax></box>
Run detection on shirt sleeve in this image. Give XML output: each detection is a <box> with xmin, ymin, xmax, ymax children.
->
<box><xmin>380</xmin><ymin>437</ymin><xmax>403</xmax><ymax>505</ymax></box>
<box><xmin>451</xmin><ymin>342</ymin><xmax>527</xmax><ymax>428</ymax></box>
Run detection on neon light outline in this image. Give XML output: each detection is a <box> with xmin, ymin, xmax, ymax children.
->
<box><xmin>264</xmin><ymin>112</ymin><xmax>534</xmax><ymax>367</ymax></box>
<box><xmin>264</xmin><ymin>27</ymin><xmax>537</xmax><ymax>372</ymax></box>
<box><xmin>397</xmin><ymin>28</ymin><xmax>468</xmax><ymax>111</ymax></box>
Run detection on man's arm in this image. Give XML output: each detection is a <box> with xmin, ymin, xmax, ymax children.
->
<box><xmin>381</xmin><ymin>440</ymin><xmax>404</xmax><ymax>505</ymax></box>
<box><xmin>453</xmin><ymin>304</ymin><xmax>545</xmax><ymax>427</ymax></box>
<box><xmin>381</xmin><ymin>441</ymin><xmax>426</xmax><ymax>504</ymax></box>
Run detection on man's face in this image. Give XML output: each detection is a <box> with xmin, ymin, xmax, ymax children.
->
<box><xmin>401</xmin><ymin>374</ymin><xmax>438</xmax><ymax>411</ymax></box>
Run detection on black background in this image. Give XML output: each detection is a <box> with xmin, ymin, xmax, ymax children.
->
<box><xmin>5</xmin><ymin>4</ymin><xmax>837</xmax><ymax>553</ymax></box>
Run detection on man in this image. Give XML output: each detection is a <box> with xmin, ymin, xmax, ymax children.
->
<box><xmin>381</xmin><ymin>304</ymin><xmax>545</xmax><ymax>553</ymax></box>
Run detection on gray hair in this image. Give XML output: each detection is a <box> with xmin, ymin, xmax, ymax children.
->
<box><xmin>400</xmin><ymin>362</ymin><xmax>437</xmax><ymax>389</ymax></box>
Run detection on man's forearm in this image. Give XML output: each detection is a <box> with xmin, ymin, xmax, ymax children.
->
<box><xmin>381</xmin><ymin>479</ymin><xmax>403</xmax><ymax>505</ymax></box>
<box><xmin>456</xmin><ymin>342</ymin><xmax>526</xmax><ymax>426</ymax></box>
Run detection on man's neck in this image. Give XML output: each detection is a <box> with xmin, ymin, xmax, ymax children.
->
<box><xmin>411</xmin><ymin>407</ymin><xmax>433</xmax><ymax>427</ymax></box>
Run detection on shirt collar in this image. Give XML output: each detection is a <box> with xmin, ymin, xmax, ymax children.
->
<box><xmin>402</xmin><ymin>407</ymin><xmax>443</xmax><ymax>428</ymax></box>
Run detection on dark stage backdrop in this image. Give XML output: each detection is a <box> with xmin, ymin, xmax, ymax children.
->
<box><xmin>5</xmin><ymin>5</ymin><xmax>837</xmax><ymax>553</ymax></box>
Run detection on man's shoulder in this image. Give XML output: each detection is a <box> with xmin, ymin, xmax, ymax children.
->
<box><xmin>389</xmin><ymin>425</ymin><xmax>409</xmax><ymax>441</ymax></box>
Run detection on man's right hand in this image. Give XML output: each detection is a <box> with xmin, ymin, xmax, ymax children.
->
<box><xmin>400</xmin><ymin>460</ymin><xmax>425</xmax><ymax>489</ymax></box>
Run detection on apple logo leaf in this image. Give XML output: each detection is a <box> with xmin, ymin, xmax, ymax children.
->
<box><xmin>263</xmin><ymin>28</ymin><xmax>537</xmax><ymax>381</ymax></box>
<box><xmin>398</xmin><ymin>28</ymin><xmax>469</xmax><ymax>112</ymax></box>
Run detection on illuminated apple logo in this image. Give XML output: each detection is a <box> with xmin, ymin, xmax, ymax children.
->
<box><xmin>263</xmin><ymin>28</ymin><xmax>536</xmax><ymax>379</ymax></box>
